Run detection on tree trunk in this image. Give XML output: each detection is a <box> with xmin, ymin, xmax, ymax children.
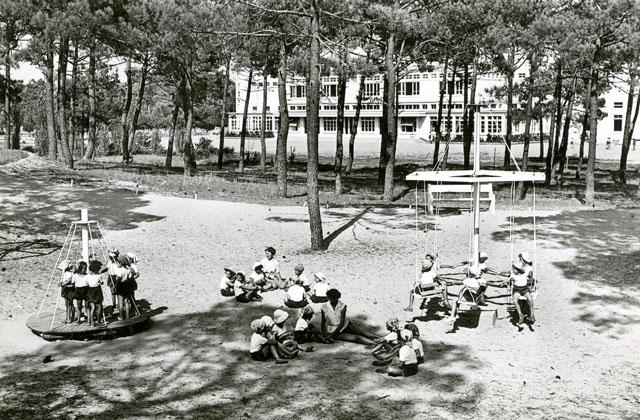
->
<box><xmin>69</xmin><ymin>44</ymin><xmax>78</xmax><ymax>156</ymax></box>
<box><xmin>503</xmin><ymin>66</ymin><xmax>514</xmax><ymax>167</ymax></box>
<box><xmin>619</xmin><ymin>69</ymin><xmax>637</xmax><ymax>184</ymax></box>
<box><xmin>539</xmin><ymin>112</ymin><xmax>544</xmax><ymax>159</ymax></box>
<box><xmin>128</xmin><ymin>55</ymin><xmax>149</xmax><ymax>155</ymax></box>
<box><xmin>45</xmin><ymin>39</ymin><xmax>57</xmax><ymax>159</ymax></box>
<box><xmin>464</xmin><ymin>59</ymin><xmax>478</xmax><ymax>169</ymax></box>
<box><xmin>462</xmin><ymin>64</ymin><xmax>469</xmax><ymax>168</ymax></box>
<box><xmin>11</xmin><ymin>106</ymin><xmax>20</xmax><ymax>150</ymax></box>
<box><xmin>57</xmin><ymin>37</ymin><xmax>73</xmax><ymax>168</ymax></box>
<box><xmin>346</xmin><ymin>73</ymin><xmax>365</xmax><ymax>174</ymax></box>
<box><xmin>218</xmin><ymin>56</ymin><xmax>231</xmax><ymax>169</ymax></box>
<box><xmin>557</xmin><ymin>78</ymin><xmax>577</xmax><ymax>182</ymax></box>
<box><xmin>382</xmin><ymin>33</ymin><xmax>398</xmax><ymax>202</ymax></box>
<box><xmin>576</xmin><ymin>80</ymin><xmax>590</xmax><ymax>180</ymax></box>
<box><xmin>306</xmin><ymin>0</ymin><xmax>324</xmax><ymax>250</ymax></box>
<box><xmin>434</xmin><ymin>59</ymin><xmax>448</xmax><ymax>167</ymax></box>
<box><xmin>165</xmin><ymin>97</ymin><xmax>179</xmax><ymax>168</ymax></box>
<box><xmin>83</xmin><ymin>40</ymin><xmax>97</xmax><ymax>160</ymax></box>
<box><xmin>121</xmin><ymin>59</ymin><xmax>133</xmax><ymax>163</ymax></box>
<box><xmin>378</xmin><ymin>72</ymin><xmax>389</xmax><ymax>185</ymax></box>
<box><xmin>517</xmin><ymin>54</ymin><xmax>536</xmax><ymax>199</ymax></box>
<box><xmin>276</xmin><ymin>38</ymin><xmax>289</xmax><ymax>197</ymax></box>
<box><xmin>182</xmin><ymin>72</ymin><xmax>197</xmax><ymax>176</ymax></box>
<box><xmin>4</xmin><ymin>48</ymin><xmax>11</xmax><ymax>149</ymax></box>
<box><xmin>335</xmin><ymin>57</ymin><xmax>347</xmax><ymax>195</ymax></box>
<box><xmin>260</xmin><ymin>70</ymin><xmax>268</xmax><ymax>173</ymax></box>
<box><xmin>442</xmin><ymin>66</ymin><xmax>456</xmax><ymax>170</ymax></box>
<box><xmin>239</xmin><ymin>67</ymin><xmax>253</xmax><ymax>172</ymax></box>
<box><xmin>545</xmin><ymin>61</ymin><xmax>562</xmax><ymax>185</ymax></box>
<box><xmin>585</xmin><ymin>67</ymin><xmax>598</xmax><ymax>205</ymax></box>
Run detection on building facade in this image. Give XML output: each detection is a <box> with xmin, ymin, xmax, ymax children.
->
<box><xmin>228</xmin><ymin>65</ymin><xmax>639</xmax><ymax>144</ymax></box>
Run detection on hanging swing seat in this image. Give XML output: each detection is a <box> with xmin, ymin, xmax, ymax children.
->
<box><xmin>426</xmin><ymin>183</ymin><xmax>496</xmax><ymax>214</ymax></box>
<box><xmin>413</xmin><ymin>284</ymin><xmax>447</xmax><ymax>310</ymax></box>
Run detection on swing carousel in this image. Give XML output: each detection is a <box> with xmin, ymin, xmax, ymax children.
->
<box><xmin>406</xmin><ymin>104</ymin><xmax>544</xmax><ymax>327</ymax></box>
<box><xmin>26</xmin><ymin>209</ymin><xmax>153</xmax><ymax>340</ymax></box>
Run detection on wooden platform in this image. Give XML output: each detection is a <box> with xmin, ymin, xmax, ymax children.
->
<box><xmin>26</xmin><ymin>308</ymin><xmax>152</xmax><ymax>341</ymax></box>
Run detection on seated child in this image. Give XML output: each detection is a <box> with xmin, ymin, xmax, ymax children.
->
<box><xmin>263</xmin><ymin>314</ymin><xmax>299</xmax><ymax>359</ymax></box>
<box><xmin>284</xmin><ymin>279</ymin><xmax>308</xmax><ymax>308</ymax></box>
<box><xmin>383</xmin><ymin>329</ymin><xmax>419</xmax><ymax>377</ymax></box>
<box><xmin>250</xmin><ymin>263</ymin><xmax>271</xmax><ymax>292</ymax></box>
<box><xmin>249</xmin><ymin>319</ymin><xmax>288</xmax><ymax>364</ymax></box>
<box><xmin>404</xmin><ymin>323</ymin><xmax>424</xmax><ymax>364</ymax></box>
<box><xmin>371</xmin><ymin>318</ymin><xmax>402</xmax><ymax>366</ymax></box>
<box><xmin>294</xmin><ymin>306</ymin><xmax>327</xmax><ymax>344</ymax></box>
<box><xmin>510</xmin><ymin>262</ymin><xmax>535</xmax><ymax>325</ymax></box>
<box><xmin>451</xmin><ymin>269</ymin><xmax>487</xmax><ymax>319</ymax></box>
<box><xmin>219</xmin><ymin>267</ymin><xmax>236</xmax><ymax>297</ymax></box>
<box><xmin>310</xmin><ymin>272</ymin><xmax>329</xmax><ymax>303</ymax></box>
<box><xmin>291</xmin><ymin>263</ymin><xmax>311</xmax><ymax>291</ymax></box>
<box><xmin>234</xmin><ymin>272</ymin><xmax>263</xmax><ymax>303</ymax></box>
<box><xmin>404</xmin><ymin>258</ymin><xmax>451</xmax><ymax>312</ymax></box>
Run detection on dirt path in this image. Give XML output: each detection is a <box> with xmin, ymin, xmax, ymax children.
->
<box><xmin>1</xmin><ymin>171</ymin><xmax>639</xmax><ymax>419</ymax></box>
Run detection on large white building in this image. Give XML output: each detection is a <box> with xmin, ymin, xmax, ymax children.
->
<box><xmin>228</xmin><ymin>65</ymin><xmax>639</xmax><ymax>145</ymax></box>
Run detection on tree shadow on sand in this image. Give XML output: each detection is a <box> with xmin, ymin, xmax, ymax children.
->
<box><xmin>0</xmin><ymin>300</ymin><xmax>485</xmax><ymax>419</ymax></box>
<box><xmin>491</xmin><ymin>208</ymin><xmax>640</xmax><ymax>338</ymax></box>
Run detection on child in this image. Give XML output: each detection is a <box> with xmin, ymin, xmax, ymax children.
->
<box><xmin>291</xmin><ymin>264</ymin><xmax>311</xmax><ymax>291</ymax></box>
<box><xmin>294</xmin><ymin>306</ymin><xmax>327</xmax><ymax>344</ymax></box>
<box><xmin>260</xmin><ymin>246</ymin><xmax>282</xmax><ymax>287</ymax></box>
<box><xmin>105</xmin><ymin>249</ymin><xmax>120</xmax><ymax>311</ymax></box>
<box><xmin>284</xmin><ymin>278</ymin><xmax>308</xmax><ymax>308</ymax></box>
<box><xmin>234</xmin><ymin>272</ymin><xmax>263</xmax><ymax>303</ymax></box>
<box><xmin>321</xmin><ymin>288</ymin><xmax>379</xmax><ymax>345</ymax></box>
<box><xmin>125</xmin><ymin>253</ymin><xmax>140</xmax><ymax>304</ymax></box>
<box><xmin>404</xmin><ymin>323</ymin><xmax>424</xmax><ymax>364</ymax></box>
<box><xmin>263</xmin><ymin>314</ymin><xmax>299</xmax><ymax>359</ymax></box>
<box><xmin>73</xmin><ymin>261</ymin><xmax>89</xmax><ymax>324</ymax></box>
<box><xmin>250</xmin><ymin>263</ymin><xmax>271</xmax><ymax>291</ymax></box>
<box><xmin>404</xmin><ymin>258</ymin><xmax>451</xmax><ymax>312</ymax></box>
<box><xmin>86</xmin><ymin>260</ymin><xmax>105</xmax><ymax>327</ymax></box>
<box><xmin>249</xmin><ymin>319</ymin><xmax>288</xmax><ymax>364</ymax></box>
<box><xmin>384</xmin><ymin>329</ymin><xmax>419</xmax><ymax>377</ymax></box>
<box><xmin>114</xmin><ymin>254</ymin><xmax>132</xmax><ymax>320</ymax></box>
<box><xmin>510</xmin><ymin>262</ymin><xmax>535</xmax><ymax>325</ymax></box>
<box><xmin>219</xmin><ymin>267</ymin><xmax>236</xmax><ymax>297</ymax></box>
<box><xmin>371</xmin><ymin>318</ymin><xmax>402</xmax><ymax>366</ymax></box>
<box><xmin>451</xmin><ymin>269</ymin><xmax>487</xmax><ymax>320</ymax></box>
<box><xmin>59</xmin><ymin>261</ymin><xmax>76</xmax><ymax>323</ymax></box>
<box><xmin>310</xmin><ymin>272</ymin><xmax>329</xmax><ymax>303</ymax></box>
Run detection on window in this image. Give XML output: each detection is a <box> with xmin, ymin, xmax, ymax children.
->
<box><xmin>252</xmin><ymin>106</ymin><xmax>258</xmax><ymax>111</ymax></box>
<box><xmin>400</xmin><ymin>117</ymin><xmax>416</xmax><ymax>133</ymax></box>
<box><xmin>455</xmin><ymin>80</ymin><xmax>463</xmax><ymax>95</ymax></box>
<box><xmin>614</xmin><ymin>102</ymin><xmax>623</xmax><ymax>108</ymax></box>
<box><xmin>455</xmin><ymin>104</ymin><xmax>463</xmax><ymax>109</ymax></box>
<box><xmin>230</xmin><ymin>116</ymin><xmax>238</xmax><ymax>131</ymax></box>
<box><xmin>362</xmin><ymin>103</ymin><xmax>380</xmax><ymax>110</ymax></box>
<box><xmin>363</xmin><ymin>83</ymin><xmax>380</xmax><ymax>98</ymax></box>
<box><xmin>430</xmin><ymin>116</ymin><xmax>438</xmax><ymax>132</ymax></box>
<box><xmin>422</xmin><ymin>104</ymin><xmax>429</xmax><ymax>109</ymax></box>
<box><xmin>251</xmin><ymin>115</ymin><xmax>262</xmax><ymax>131</ymax></box>
<box><xmin>265</xmin><ymin>117</ymin><xmax>273</xmax><ymax>131</ymax></box>
<box><xmin>399</xmin><ymin>81</ymin><xmax>420</xmax><ymax>96</ymax></box>
<box><xmin>431</xmin><ymin>104</ymin><xmax>437</xmax><ymax>109</ymax></box>
<box><xmin>289</xmin><ymin>85</ymin><xmax>306</xmax><ymax>98</ymax></box>
<box><xmin>361</xmin><ymin>117</ymin><xmax>375</xmax><ymax>132</ymax></box>
<box><xmin>431</xmin><ymin>73</ymin><xmax>438</xmax><ymax>79</ymax></box>
<box><xmin>614</xmin><ymin>115</ymin><xmax>623</xmax><ymax>131</ymax></box>
<box><xmin>518</xmin><ymin>73</ymin><xmax>526</xmax><ymax>79</ymax></box>
<box><xmin>323</xmin><ymin>105</ymin><xmax>337</xmax><ymax>110</ymax></box>
<box><xmin>481</xmin><ymin>116</ymin><xmax>503</xmax><ymax>134</ymax></box>
<box><xmin>344</xmin><ymin>105</ymin><xmax>350</xmax><ymax>110</ymax></box>
<box><xmin>323</xmin><ymin>84</ymin><xmax>338</xmax><ymax>97</ymax></box>
<box><xmin>266</xmin><ymin>106</ymin><xmax>270</xmax><ymax>111</ymax></box>
<box><xmin>272</xmin><ymin>82</ymin><xmax>278</xmax><ymax>86</ymax></box>
<box><xmin>323</xmin><ymin>117</ymin><xmax>337</xmax><ymax>132</ymax></box>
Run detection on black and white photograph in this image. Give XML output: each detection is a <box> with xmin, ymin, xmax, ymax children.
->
<box><xmin>1</xmin><ymin>0</ymin><xmax>639</xmax><ymax>418</ymax></box>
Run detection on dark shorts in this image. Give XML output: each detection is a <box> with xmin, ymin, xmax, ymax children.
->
<box><xmin>513</xmin><ymin>285</ymin><xmax>530</xmax><ymax>295</ymax></box>
<box><xmin>294</xmin><ymin>330</ymin><xmax>308</xmax><ymax>344</ymax></box>
<box><xmin>250</xmin><ymin>351</ymin><xmax>267</xmax><ymax>361</ymax></box>
<box><xmin>115</xmin><ymin>281</ymin><xmax>131</xmax><ymax>296</ymax></box>
<box><xmin>61</xmin><ymin>286</ymin><xmax>75</xmax><ymax>300</ymax></box>
<box><xmin>285</xmin><ymin>299</ymin><xmax>308</xmax><ymax>309</ymax></box>
<box><xmin>236</xmin><ymin>293</ymin><xmax>250</xmax><ymax>303</ymax></box>
<box><xmin>220</xmin><ymin>288</ymin><xmax>234</xmax><ymax>297</ymax></box>
<box><xmin>402</xmin><ymin>363</ymin><xmax>418</xmax><ymax>377</ymax></box>
<box><xmin>74</xmin><ymin>286</ymin><xmax>88</xmax><ymax>301</ymax></box>
<box><xmin>86</xmin><ymin>286</ymin><xmax>104</xmax><ymax>304</ymax></box>
<box><xmin>310</xmin><ymin>295</ymin><xmax>328</xmax><ymax>303</ymax></box>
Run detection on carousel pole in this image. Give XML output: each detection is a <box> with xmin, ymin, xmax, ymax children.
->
<box><xmin>80</xmin><ymin>209</ymin><xmax>90</xmax><ymax>262</ymax></box>
<box><xmin>472</xmin><ymin>105</ymin><xmax>481</xmax><ymax>271</ymax></box>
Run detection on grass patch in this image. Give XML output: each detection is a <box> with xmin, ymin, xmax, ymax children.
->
<box><xmin>0</xmin><ymin>149</ymin><xmax>27</xmax><ymax>165</ymax></box>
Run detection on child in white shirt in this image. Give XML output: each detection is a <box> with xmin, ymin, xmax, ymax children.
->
<box><xmin>284</xmin><ymin>279</ymin><xmax>308</xmax><ymax>308</ymax></box>
<box><xmin>310</xmin><ymin>272</ymin><xmax>330</xmax><ymax>303</ymax></box>
<box><xmin>219</xmin><ymin>267</ymin><xmax>235</xmax><ymax>297</ymax></box>
<box><xmin>291</xmin><ymin>264</ymin><xmax>311</xmax><ymax>291</ymax></box>
<box><xmin>249</xmin><ymin>319</ymin><xmax>288</xmax><ymax>364</ymax></box>
<box><xmin>383</xmin><ymin>330</ymin><xmax>419</xmax><ymax>377</ymax></box>
<box><xmin>86</xmin><ymin>260</ymin><xmax>105</xmax><ymax>327</ymax></box>
<box><xmin>372</xmin><ymin>318</ymin><xmax>402</xmax><ymax>366</ymax></box>
<box><xmin>404</xmin><ymin>258</ymin><xmax>451</xmax><ymax>312</ymax></box>
<box><xmin>404</xmin><ymin>323</ymin><xmax>424</xmax><ymax>364</ymax></box>
<box><xmin>59</xmin><ymin>262</ymin><xmax>76</xmax><ymax>323</ymax></box>
<box><xmin>294</xmin><ymin>306</ymin><xmax>326</xmax><ymax>344</ymax></box>
<box><xmin>73</xmin><ymin>261</ymin><xmax>89</xmax><ymax>324</ymax></box>
<box><xmin>234</xmin><ymin>272</ymin><xmax>263</xmax><ymax>303</ymax></box>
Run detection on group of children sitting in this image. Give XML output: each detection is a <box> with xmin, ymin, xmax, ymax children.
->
<box><xmin>58</xmin><ymin>248</ymin><xmax>141</xmax><ymax>325</ymax></box>
<box><xmin>406</xmin><ymin>250</ymin><xmax>536</xmax><ymax>326</ymax></box>
<box><xmin>219</xmin><ymin>247</ymin><xmax>329</xmax><ymax>307</ymax></box>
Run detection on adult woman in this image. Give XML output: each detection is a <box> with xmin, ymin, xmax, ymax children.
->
<box><xmin>321</xmin><ymin>289</ymin><xmax>379</xmax><ymax>345</ymax></box>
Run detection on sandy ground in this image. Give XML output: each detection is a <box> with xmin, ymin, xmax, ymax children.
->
<box><xmin>1</xmin><ymin>165</ymin><xmax>640</xmax><ymax>419</ymax></box>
